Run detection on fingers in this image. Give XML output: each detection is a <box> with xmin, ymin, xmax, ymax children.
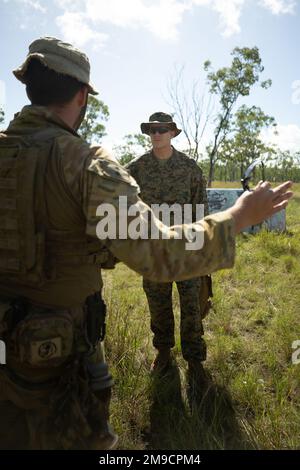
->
<box><xmin>254</xmin><ymin>181</ymin><xmax>271</xmax><ymax>193</ymax></box>
<box><xmin>268</xmin><ymin>190</ymin><xmax>293</xmax><ymax>216</ymax></box>
<box><xmin>254</xmin><ymin>180</ymin><xmax>263</xmax><ymax>190</ymax></box>
<box><xmin>272</xmin><ymin>181</ymin><xmax>293</xmax><ymax>196</ymax></box>
<box><xmin>272</xmin><ymin>199</ymin><xmax>290</xmax><ymax>213</ymax></box>
<box><xmin>273</xmin><ymin>190</ymin><xmax>293</xmax><ymax>205</ymax></box>
<box><xmin>254</xmin><ymin>180</ymin><xmax>293</xmax><ymax>194</ymax></box>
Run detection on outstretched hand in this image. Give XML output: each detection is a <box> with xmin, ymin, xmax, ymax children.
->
<box><xmin>228</xmin><ymin>181</ymin><xmax>293</xmax><ymax>234</ymax></box>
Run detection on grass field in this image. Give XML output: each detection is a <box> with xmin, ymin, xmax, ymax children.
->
<box><xmin>102</xmin><ymin>182</ymin><xmax>300</xmax><ymax>450</ymax></box>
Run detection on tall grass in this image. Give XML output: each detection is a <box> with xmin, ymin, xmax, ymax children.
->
<box><xmin>102</xmin><ymin>183</ymin><xmax>300</xmax><ymax>450</ymax></box>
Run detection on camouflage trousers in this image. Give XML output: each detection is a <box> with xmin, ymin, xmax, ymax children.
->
<box><xmin>143</xmin><ymin>277</ymin><xmax>207</xmax><ymax>362</ymax></box>
<box><xmin>0</xmin><ymin>385</ymin><xmax>112</xmax><ymax>450</ymax></box>
<box><xmin>0</xmin><ymin>400</ymin><xmax>30</xmax><ymax>449</ymax></box>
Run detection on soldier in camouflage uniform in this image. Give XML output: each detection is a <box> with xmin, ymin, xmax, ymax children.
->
<box><xmin>0</xmin><ymin>37</ymin><xmax>293</xmax><ymax>450</ymax></box>
<box><xmin>126</xmin><ymin>112</ymin><xmax>212</xmax><ymax>382</ymax></box>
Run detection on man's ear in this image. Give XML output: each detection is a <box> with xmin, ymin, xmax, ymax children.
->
<box><xmin>77</xmin><ymin>86</ymin><xmax>88</xmax><ymax>107</ymax></box>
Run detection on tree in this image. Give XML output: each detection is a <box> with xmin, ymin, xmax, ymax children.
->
<box><xmin>205</xmin><ymin>47</ymin><xmax>272</xmax><ymax>185</ymax></box>
<box><xmin>166</xmin><ymin>65</ymin><xmax>213</xmax><ymax>161</ymax></box>
<box><xmin>269</xmin><ymin>150</ymin><xmax>300</xmax><ymax>182</ymax></box>
<box><xmin>167</xmin><ymin>48</ymin><xmax>272</xmax><ymax>184</ymax></box>
<box><xmin>0</xmin><ymin>107</ymin><xmax>4</xmax><ymax>125</ymax></box>
<box><xmin>219</xmin><ymin>105</ymin><xmax>276</xmax><ymax>179</ymax></box>
<box><xmin>80</xmin><ymin>96</ymin><xmax>109</xmax><ymax>143</ymax></box>
<box><xmin>113</xmin><ymin>133</ymin><xmax>151</xmax><ymax>166</ymax></box>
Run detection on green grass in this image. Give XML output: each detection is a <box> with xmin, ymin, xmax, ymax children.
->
<box><xmin>102</xmin><ymin>182</ymin><xmax>300</xmax><ymax>450</ymax></box>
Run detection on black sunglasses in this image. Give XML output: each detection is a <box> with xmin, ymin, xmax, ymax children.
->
<box><xmin>149</xmin><ymin>126</ymin><xmax>172</xmax><ymax>135</ymax></box>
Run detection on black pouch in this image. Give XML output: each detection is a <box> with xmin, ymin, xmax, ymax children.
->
<box><xmin>85</xmin><ymin>293</ymin><xmax>106</xmax><ymax>347</ymax></box>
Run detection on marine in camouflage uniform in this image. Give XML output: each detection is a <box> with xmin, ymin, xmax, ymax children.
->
<box><xmin>126</xmin><ymin>113</ymin><xmax>212</xmax><ymax>373</ymax></box>
<box><xmin>0</xmin><ymin>37</ymin><xmax>288</xmax><ymax>450</ymax></box>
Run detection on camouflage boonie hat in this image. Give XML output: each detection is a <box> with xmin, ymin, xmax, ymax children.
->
<box><xmin>13</xmin><ymin>36</ymin><xmax>98</xmax><ymax>95</ymax></box>
<box><xmin>141</xmin><ymin>112</ymin><xmax>181</xmax><ymax>137</ymax></box>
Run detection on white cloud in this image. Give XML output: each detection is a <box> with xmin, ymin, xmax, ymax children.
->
<box><xmin>192</xmin><ymin>0</ymin><xmax>245</xmax><ymax>37</ymax></box>
<box><xmin>260</xmin><ymin>0</ymin><xmax>296</xmax><ymax>15</ymax></box>
<box><xmin>21</xmin><ymin>0</ymin><xmax>46</xmax><ymax>12</ymax></box>
<box><xmin>4</xmin><ymin>0</ymin><xmax>298</xmax><ymax>44</ymax></box>
<box><xmin>83</xmin><ymin>0</ymin><xmax>245</xmax><ymax>40</ymax></box>
<box><xmin>212</xmin><ymin>0</ymin><xmax>245</xmax><ymax>36</ymax></box>
<box><xmin>56</xmin><ymin>12</ymin><xmax>108</xmax><ymax>49</ymax></box>
<box><xmin>55</xmin><ymin>0</ymin><xmax>190</xmax><ymax>44</ymax></box>
<box><xmin>3</xmin><ymin>0</ymin><xmax>47</xmax><ymax>12</ymax></box>
<box><xmin>262</xmin><ymin>124</ymin><xmax>300</xmax><ymax>152</ymax></box>
<box><xmin>54</xmin><ymin>0</ymin><xmax>84</xmax><ymax>10</ymax></box>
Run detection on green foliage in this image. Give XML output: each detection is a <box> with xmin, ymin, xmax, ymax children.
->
<box><xmin>205</xmin><ymin>47</ymin><xmax>271</xmax><ymax>103</ymax></box>
<box><xmin>208</xmin><ymin>150</ymin><xmax>300</xmax><ymax>184</ymax></box>
<box><xmin>80</xmin><ymin>95</ymin><xmax>109</xmax><ymax>143</ymax></box>
<box><xmin>114</xmin><ymin>133</ymin><xmax>152</xmax><ymax>166</ymax></box>
<box><xmin>204</xmin><ymin>47</ymin><xmax>272</xmax><ymax>185</ymax></box>
<box><xmin>267</xmin><ymin>151</ymin><xmax>300</xmax><ymax>182</ymax></box>
<box><xmin>0</xmin><ymin>107</ymin><xmax>4</xmax><ymax>125</ymax></box>
<box><xmin>219</xmin><ymin>105</ymin><xmax>276</xmax><ymax>178</ymax></box>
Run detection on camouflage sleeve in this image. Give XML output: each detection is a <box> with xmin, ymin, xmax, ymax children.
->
<box><xmin>191</xmin><ymin>163</ymin><xmax>209</xmax><ymax>218</ymax></box>
<box><xmin>83</xmin><ymin>152</ymin><xmax>235</xmax><ymax>282</ymax></box>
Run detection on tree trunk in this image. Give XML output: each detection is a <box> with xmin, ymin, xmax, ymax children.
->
<box><xmin>208</xmin><ymin>155</ymin><xmax>214</xmax><ymax>187</ymax></box>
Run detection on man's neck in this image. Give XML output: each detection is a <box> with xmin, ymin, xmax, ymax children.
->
<box><xmin>48</xmin><ymin>105</ymin><xmax>76</xmax><ymax>130</ymax></box>
<box><xmin>153</xmin><ymin>145</ymin><xmax>173</xmax><ymax>160</ymax></box>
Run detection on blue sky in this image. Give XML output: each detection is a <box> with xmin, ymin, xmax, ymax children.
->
<box><xmin>0</xmin><ymin>0</ymin><xmax>299</xmax><ymax>154</ymax></box>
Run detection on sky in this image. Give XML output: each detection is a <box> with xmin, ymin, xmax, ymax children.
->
<box><xmin>0</xmin><ymin>0</ymin><xmax>299</xmax><ymax>155</ymax></box>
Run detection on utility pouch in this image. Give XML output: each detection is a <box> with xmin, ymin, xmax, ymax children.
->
<box><xmin>9</xmin><ymin>307</ymin><xmax>74</xmax><ymax>368</ymax></box>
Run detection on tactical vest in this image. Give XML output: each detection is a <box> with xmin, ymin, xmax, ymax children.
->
<box><xmin>0</xmin><ymin>127</ymin><xmax>113</xmax><ymax>288</ymax></box>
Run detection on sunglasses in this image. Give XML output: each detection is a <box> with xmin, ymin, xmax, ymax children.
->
<box><xmin>149</xmin><ymin>127</ymin><xmax>172</xmax><ymax>135</ymax></box>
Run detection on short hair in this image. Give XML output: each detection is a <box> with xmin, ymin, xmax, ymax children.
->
<box><xmin>24</xmin><ymin>58</ymin><xmax>85</xmax><ymax>106</ymax></box>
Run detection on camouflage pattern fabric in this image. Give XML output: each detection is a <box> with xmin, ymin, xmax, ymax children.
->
<box><xmin>13</xmin><ymin>36</ymin><xmax>98</xmax><ymax>95</ymax></box>
<box><xmin>126</xmin><ymin>148</ymin><xmax>208</xmax><ymax>220</ymax></box>
<box><xmin>0</xmin><ymin>106</ymin><xmax>235</xmax><ymax>449</ymax></box>
<box><xmin>143</xmin><ymin>278</ymin><xmax>206</xmax><ymax>361</ymax></box>
<box><xmin>84</xmin><ymin>148</ymin><xmax>235</xmax><ymax>282</ymax></box>
<box><xmin>0</xmin><ymin>107</ymin><xmax>234</xmax><ymax>303</ymax></box>
<box><xmin>0</xmin><ymin>401</ymin><xmax>29</xmax><ymax>450</ymax></box>
<box><xmin>127</xmin><ymin>149</ymin><xmax>209</xmax><ymax>361</ymax></box>
<box><xmin>1</xmin><ymin>36</ymin><xmax>234</xmax><ymax>449</ymax></box>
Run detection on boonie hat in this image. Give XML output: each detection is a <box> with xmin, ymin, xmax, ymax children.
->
<box><xmin>141</xmin><ymin>112</ymin><xmax>181</xmax><ymax>136</ymax></box>
<box><xmin>13</xmin><ymin>36</ymin><xmax>98</xmax><ymax>95</ymax></box>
